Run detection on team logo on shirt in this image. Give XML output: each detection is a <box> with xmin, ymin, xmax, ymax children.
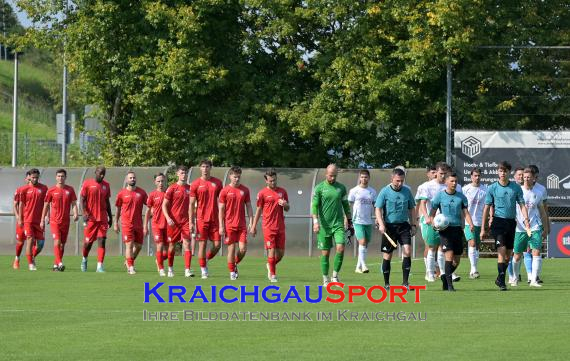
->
<box><xmin>155</xmin><ymin>235</ymin><xmax>159</xmax><ymax>240</ymax></box>
<box><xmin>240</xmin><ymin>190</ymin><xmax>244</xmax><ymax>196</ymax></box>
<box><xmin>103</xmin><ymin>186</ymin><xmax>107</xmax><ymax>190</ymax></box>
<box><xmin>211</xmin><ymin>183</ymin><xmax>217</xmax><ymax>187</ymax></box>
<box><xmin>278</xmin><ymin>192</ymin><xmax>283</xmax><ymax>198</ymax></box>
<box><xmin>136</xmin><ymin>193</ymin><xmax>141</xmax><ymax>198</ymax></box>
<box><xmin>65</xmin><ymin>191</ymin><xmax>70</xmax><ymax>196</ymax></box>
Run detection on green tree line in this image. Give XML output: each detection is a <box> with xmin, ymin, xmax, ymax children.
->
<box><xmin>13</xmin><ymin>0</ymin><xmax>570</xmax><ymax>167</ymax></box>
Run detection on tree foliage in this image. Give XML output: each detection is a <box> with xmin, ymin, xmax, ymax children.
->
<box><xmin>14</xmin><ymin>0</ymin><xmax>570</xmax><ymax>167</ymax></box>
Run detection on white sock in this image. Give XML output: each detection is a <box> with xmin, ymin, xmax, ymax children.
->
<box><xmin>97</xmin><ymin>262</ymin><xmax>102</xmax><ymax>268</ymax></box>
<box><xmin>475</xmin><ymin>249</ymin><xmax>479</xmax><ymax>270</ymax></box>
<box><xmin>358</xmin><ymin>245</ymin><xmax>366</xmax><ymax>267</ymax></box>
<box><xmin>531</xmin><ymin>256</ymin><xmax>541</xmax><ymax>283</ymax></box>
<box><xmin>512</xmin><ymin>259</ymin><xmax>520</xmax><ymax>281</ymax></box>
<box><xmin>201</xmin><ymin>267</ymin><xmax>207</xmax><ymax>273</ymax></box>
<box><xmin>362</xmin><ymin>245</ymin><xmax>368</xmax><ymax>266</ymax></box>
<box><xmin>427</xmin><ymin>249</ymin><xmax>435</xmax><ymax>275</ymax></box>
<box><xmin>468</xmin><ymin>246</ymin><xmax>476</xmax><ymax>273</ymax></box>
<box><xmin>537</xmin><ymin>255</ymin><xmax>543</xmax><ymax>278</ymax></box>
<box><xmin>332</xmin><ymin>271</ymin><xmax>339</xmax><ymax>278</ymax></box>
<box><xmin>437</xmin><ymin>251</ymin><xmax>445</xmax><ymax>275</ymax></box>
<box><xmin>423</xmin><ymin>256</ymin><xmax>427</xmax><ymax>270</ymax></box>
<box><xmin>83</xmin><ymin>256</ymin><xmax>87</xmax><ymax>261</ymax></box>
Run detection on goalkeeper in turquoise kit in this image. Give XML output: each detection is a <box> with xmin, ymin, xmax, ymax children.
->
<box><xmin>312</xmin><ymin>164</ymin><xmax>353</xmax><ymax>286</ymax></box>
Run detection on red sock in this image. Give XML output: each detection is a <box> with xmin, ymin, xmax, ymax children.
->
<box><xmin>156</xmin><ymin>252</ymin><xmax>164</xmax><ymax>270</ymax></box>
<box><xmin>206</xmin><ymin>251</ymin><xmax>214</xmax><ymax>260</ymax></box>
<box><xmin>185</xmin><ymin>250</ymin><xmax>192</xmax><ymax>269</ymax></box>
<box><xmin>26</xmin><ymin>254</ymin><xmax>34</xmax><ymax>265</ymax></box>
<box><xmin>268</xmin><ymin>257</ymin><xmax>276</xmax><ymax>276</ymax></box>
<box><xmin>276</xmin><ymin>254</ymin><xmax>283</xmax><ymax>264</ymax></box>
<box><xmin>168</xmin><ymin>250</ymin><xmax>175</xmax><ymax>267</ymax></box>
<box><xmin>82</xmin><ymin>247</ymin><xmax>89</xmax><ymax>258</ymax></box>
<box><xmin>60</xmin><ymin>244</ymin><xmax>65</xmax><ymax>257</ymax></box>
<box><xmin>228</xmin><ymin>262</ymin><xmax>236</xmax><ymax>272</ymax></box>
<box><xmin>127</xmin><ymin>258</ymin><xmax>134</xmax><ymax>267</ymax></box>
<box><xmin>97</xmin><ymin>247</ymin><xmax>105</xmax><ymax>263</ymax></box>
<box><xmin>199</xmin><ymin>258</ymin><xmax>207</xmax><ymax>268</ymax></box>
<box><xmin>235</xmin><ymin>255</ymin><xmax>241</xmax><ymax>264</ymax></box>
<box><xmin>15</xmin><ymin>243</ymin><xmax>23</xmax><ymax>257</ymax></box>
<box><xmin>54</xmin><ymin>246</ymin><xmax>61</xmax><ymax>265</ymax></box>
<box><xmin>162</xmin><ymin>251</ymin><xmax>168</xmax><ymax>260</ymax></box>
<box><xmin>32</xmin><ymin>243</ymin><xmax>38</xmax><ymax>258</ymax></box>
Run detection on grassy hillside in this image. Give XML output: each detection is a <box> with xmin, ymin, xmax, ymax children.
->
<box><xmin>0</xmin><ymin>56</ymin><xmax>60</xmax><ymax>164</ymax></box>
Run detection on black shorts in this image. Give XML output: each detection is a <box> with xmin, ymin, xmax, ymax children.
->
<box><xmin>381</xmin><ymin>222</ymin><xmax>411</xmax><ymax>254</ymax></box>
<box><xmin>490</xmin><ymin>217</ymin><xmax>516</xmax><ymax>250</ymax></box>
<box><xmin>438</xmin><ymin>226</ymin><xmax>464</xmax><ymax>256</ymax></box>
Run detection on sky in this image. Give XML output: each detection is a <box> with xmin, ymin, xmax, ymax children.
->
<box><xmin>7</xmin><ymin>0</ymin><xmax>32</xmax><ymax>28</ymax></box>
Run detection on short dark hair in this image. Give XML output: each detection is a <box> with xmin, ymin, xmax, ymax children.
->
<box><xmin>177</xmin><ymin>165</ymin><xmax>189</xmax><ymax>172</ymax></box>
<box><xmin>56</xmin><ymin>168</ymin><xmax>67</xmax><ymax>176</ymax></box>
<box><xmin>393</xmin><ymin>168</ymin><xmax>405</xmax><ymax>177</ymax></box>
<box><xmin>426</xmin><ymin>165</ymin><xmax>436</xmax><ymax>172</ymax></box>
<box><xmin>359</xmin><ymin>169</ymin><xmax>370</xmax><ymax>177</ymax></box>
<box><xmin>95</xmin><ymin>165</ymin><xmax>106</xmax><ymax>173</ymax></box>
<box><xmin>514</xmin><ymin>166</ymin><xmax>524</xmax><ymax>173</ymax></box>
<box><xmin>528</xmin><ymin>164</ymin><xmax>539</xmax><ymax>175</ymax></box>
<box><xmin>435</xmin><ymin>161</ymin><xmax>449</xmax><ymax>172</ymax></box>
<box><xmin>445</xmin><ymin>171</ymin><xmax>458</xmax><ymax>179</ymax></box>
<box><xmin>199</xmin><ymin>159</ymin><xmax>213</xmax><ymax>167</ymax></box>
<box><xmin>498</xmin><ymin>161</ymin><xmax>511</xmax><ymax>172</ymax></box>
<box><xmin>229</xmin><ymin>166</ymin><xmax>242</xmax><ymax>175</ymax></box>
<box><xmin>154</xmin><ymin>172</ymin><xmax>165</xmax><ymax>180</ymax></box>
<box><xmin>523</xmin><ymin>167</ymin><xmax>535</xmax><ymax>175</ymax></box>
<box><xmin>28</xmin><ymin>168</ymin><xmax>40</xmax><ymax>176</ymax></box>
<box><xmin>264</xmin><ymin>168</ymin><xmax>277</xmax><ymax>180</ymax></box>
<box><xmin>470</xmin><ymin>168</ymin><xmax>481</xmax><ymax>175</ymax></box>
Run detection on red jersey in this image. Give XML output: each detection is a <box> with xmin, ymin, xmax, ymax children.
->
<box><xmin>256</xmin><ymin>187</ymin><xmax>288</xmax><ymax>232</ymax></box>
<box><xmin>80</xmin><ymin>179</ymin><xmax>111</xmax><ymax>222</ymax></box>
<box><xmin>21</xmin><ymin>183</ymin><xmax>48</xmax><ymax>224</ymax></box>
<box><xmin>219</xmin><ymin>184</ymin><xmax>251</xmax><ymax>230</ymax></box>
<box><xmin>115</xmin><ymin>187</ymin><xmax>148</xmax><ymax>229</ymax></box>
<box><xmin>165</xmin><ymin>183</ymin><xmax>190</xmax><ymax>224</ymax></box>
<box><xmin>14</xmin><ymin>185</ymin><xmax>28</xmax><ymax>203</ymax></box>
<box><xmin>45</xmin><ymin>185</ymin><xmax>77</xmax><ymax>225</ymax></box>
<box><xmin>147</xmin><ymin>190</ymin><xmax>167</xmax><ymax>229</ymax></box>
<box><xmin>190</xmin><ymin>177</ymin><xmax>223</xmax><ymax>224</ymax></box>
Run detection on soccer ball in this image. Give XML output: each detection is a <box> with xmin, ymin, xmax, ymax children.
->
<box><xmin>433</xmin><ymin>214</ymin><xmax>449</xmax><ymax>231</ymax></box>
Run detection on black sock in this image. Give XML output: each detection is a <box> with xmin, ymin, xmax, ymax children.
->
<box><xmin>498</xmin><ymin>262</ymin><xmax>506</xmax><ymax>284</ymax></box>
<box><xmin>445</xmin><ymin>261</ymin><xmax>453</xmax><ymax>287</ymax></box>
<box><xmin>382</xmin><ymin>259</ymin><xmax>391</xmax><ymax>285</ymax></box>
<box><xmin>402</xmin><ymin>257</ymin><xmax>411</xmax><ymax>284</ymax></box>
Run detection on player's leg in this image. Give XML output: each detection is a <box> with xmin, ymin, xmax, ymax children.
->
<box><xmin>125</xmin><ymin>240</ymin><xmax>135</xmax><ymax>274</ymax></box>
<box><xmin>183</xmin><ymin>238</ymin><xmax>193</xmax><ymax>277</ymax></box>
<box><xmin>132</xmin><ymin>229</ymin><xmax>143</xmax><ymax>262</ymax></box>
<box><xmin>96</xmin><ymin>237</ymin><xmax>106</xmax><ymax>272</ymax></box>
<box><xmin>523</xmin><ymin>248</ymin><xmax>533</xmax><ymax>283</ymax></box>
<box><xmin>226</xmin><ymin>235</ymin><xmax>237</xmax><ymax>280</ymax></box>
<box><xmin>13</xmin><ymin>224</ymin><xmax>26</xmax><ymax>269</ymax></box>
<box><xmin>400</xmin><ymin>224</ymin><xmax>413</xmax><ymax>287</ymax></box>
<box><xmin>167</xmin><ymin>241</ymin><xmax>176</xmax><ymax>277</ymax></box>
<box><xmin>380</xmin><ymin>231</ymin><xmax>394</xmax><ymax>289</ymax></box>
<box><xmin>81</xmin><ymin>222</ymin><xmax>96</xmax><ymax>272</ymax></box>
<box><xmin>332</xmin><ymin>227</ymin><xmax>346</xmax><ymax>282</ymax></box>
<box><xmin>267</xmin><ymin>246</ymin><xmax>276</xmax><ymax>281</ymax></box>
<box><xmin>529</xmin><ymin>228</ymin><xmax>543</xmax><ymax>287</ymax></box>
<box><xmin>156</xmin><ymin>239</ymin><xmax>166</xmax><ymax>276</ymax></box>
<box><xmin>354</xmin><ymin>224</ymin><xmax>368</xmax><ymax>273</ymax></box>
<box><xmin>196</xmin><ymin>222</ymin><xmax>208</xmax><ymax>277</ymax></box>
<box><xmin>511</xmin><ymin>232</ymin><xmax>527</xmax><ymax>286</ymax></box>
<box><xmin>317</xmin><ymin>229</ymin><xmax>333</xmax><ymax>285</ymax></box>
<box><xmin>206</xmin><ymin>222</ymin><xmax>221</xmax><ymax>261</ymax></box>
<box><xmin>24</xmin><ymin>224</ymin><xmax>36</xmax><ymax>270</ymax></box>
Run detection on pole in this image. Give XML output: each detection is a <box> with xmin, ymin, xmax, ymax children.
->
<box><xmin>12</xmin><ymin>51</ymin><xmax>18</xmax><ymax>167</ymax></box>
<box><xmin>62</xmin><ymin>64</ymin><xmax>67</xmax><ymax>165</ymax></box>
<box><xmin>446</xmin><ymin>63</ymin><xmax>452</xmax><ymax>165</ymax></box>
<box><xmin>61</xmin><ymin>0</ymin><xmax>69</xmax><ymax>165</ymax></box>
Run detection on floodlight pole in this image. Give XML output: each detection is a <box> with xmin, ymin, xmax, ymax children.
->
<box><xmin>446</xmin><ymin>63</ymin><xmax>452</xmax><ymax>165</ymax></box>
<box><xmin>61</xmin><ymin>0</ymin><xmax>69</xmax><ymax>165</ymax></box>
<box><xmin>12</xmin><ymin>51</ymin><xmax>18</xmax><ymax>167</ymax></box>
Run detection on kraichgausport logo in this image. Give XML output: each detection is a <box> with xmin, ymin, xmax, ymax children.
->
<box><xmin>144</xmin><ymin>283</ymin><xmax>425</xmax><ymax>304</ymax></box>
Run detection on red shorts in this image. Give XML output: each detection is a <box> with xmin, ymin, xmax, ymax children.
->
<box><xmin>51</xmin><ymin>223</ymin><xmax>71</xmax><ymax>244</ymax></box>
<box><xmin>224</xmin><ymin>228</ymin><xmax>247</xmax><ymax>245</ymax></box>
<box><xmin>24</xmin><ymin>223</ymin><xmax>44</xmax><ymax>240</ymax></box>
<box><xmin>263</xmin><ymin>229</ymin><xmax>286</xmax><ymax>250</ymax></box>
<box><xmin>84</xmin><ymin>221</ymin><xmax>109</xmax><ymax>243</ymax></box>
<box><xmin>167</xmin><ymin>222</ymin><xmax>190</xmax><ymax>243</ymax></box>
<box><xmin>16</xmin><ymin>223</ymin><xmax>26</xmax><ymax>242</ymax></box>
<box><xmin>122</xmin><ymin>226</ymin><xmax>144</xmax><ymax>244</ymax></box>
<box><xmin>196</xmin><ymin>220</ymin><xmax>221</xmax><ymax>242</ymax></box>
<box><xmin>152</xmin><ymin>227</ymin><xmax>168</xmax><ymax>244</ymax></box>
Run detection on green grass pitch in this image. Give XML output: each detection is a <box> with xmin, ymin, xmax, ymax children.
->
<box><xmin>1</xmin><ymin>255</ymin><xmax>569</xmax><ymax>360</ymax></box>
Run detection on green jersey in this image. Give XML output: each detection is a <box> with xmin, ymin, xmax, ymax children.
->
<box><xmin>312</xmin><ymin>181</ymin><xmax>350</xmax><ymax>230</ymax></box>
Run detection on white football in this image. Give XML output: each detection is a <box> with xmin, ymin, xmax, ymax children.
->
<box><xmin>433</xmin><ymin>214</ymin><xmax>449</xmax><ymax>231</ymax></box>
